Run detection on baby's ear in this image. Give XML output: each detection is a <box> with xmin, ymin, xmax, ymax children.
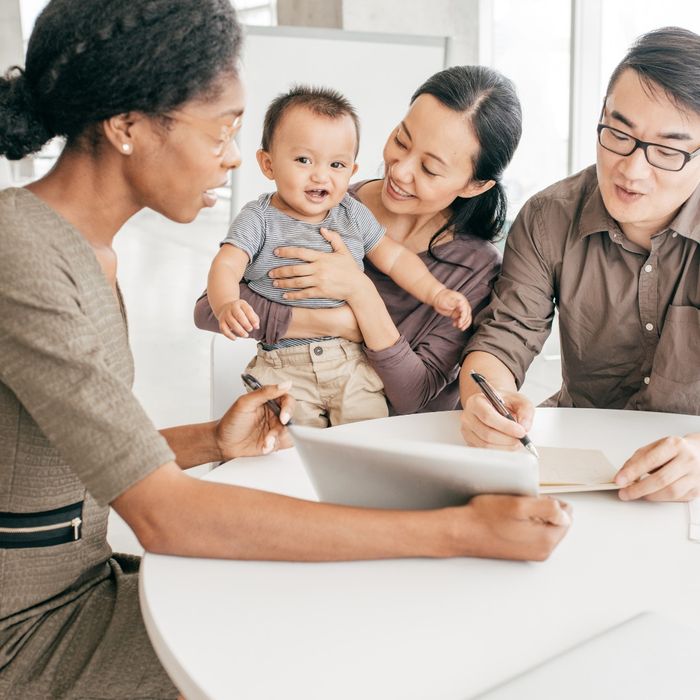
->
<box><xmin>351</xmin><ymin>162</ymin><xmax>359</xmax><ymax>176</ymax></box>
<box><xmin>256</xmin><ymin>149</ymin><xmax>274</xmax><ymax>180</ymax></box>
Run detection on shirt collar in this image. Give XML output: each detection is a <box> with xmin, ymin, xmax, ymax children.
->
<box><xmin>578</xmin><ymin>178</ymin><xmax>700</xmax><ymax>244</ymax></box>
<box><xmin>668</xmin><ymin>182</ymin><xmax>700</xmax><ymax>243</ymax></box>
<box><xmin>577</xmin><ymin>182</ymin><xmax>614</xmax><ymax>239</ymax></box>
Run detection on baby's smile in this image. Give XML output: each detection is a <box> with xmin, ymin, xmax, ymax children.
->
<box><xmin>305</xmin><ymin>188</ymin><xmax>330</xmax><ymax>202</ymax></box>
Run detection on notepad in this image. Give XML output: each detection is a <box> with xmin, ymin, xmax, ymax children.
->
<box><xmin>537</xmin><ymin>446</ymin><xmax>619</xmax><ymax>494</ymax></box>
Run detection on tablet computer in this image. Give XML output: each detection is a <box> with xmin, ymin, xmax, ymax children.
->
<box><xmin>290</xmin><ymin>424</ymin><xmax>539</xmax><ymax>509</ymax></box>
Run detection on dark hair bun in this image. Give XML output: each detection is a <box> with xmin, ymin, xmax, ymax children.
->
<box><xmin>0</xmin><ymin>67</ymin><xmax>53</xmax><ymax>160</ymax></box>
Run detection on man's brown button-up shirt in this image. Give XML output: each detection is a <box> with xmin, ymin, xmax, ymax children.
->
<box><xmin>465</xmin><ymin>165</ymin><xmax>700</xmax><ymax>414</ymax></box>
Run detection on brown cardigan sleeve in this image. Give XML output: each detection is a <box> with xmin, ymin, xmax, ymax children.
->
<box><xmin>364</xmin><ymin>251</ymin><xmax>499</xmax><ymax>414</ymax></box>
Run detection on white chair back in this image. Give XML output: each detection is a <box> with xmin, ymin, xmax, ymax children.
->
<box><xmin>210</xmin><ymin>333</ymin><xmax>258</xmax><ymax>419</ymax></box>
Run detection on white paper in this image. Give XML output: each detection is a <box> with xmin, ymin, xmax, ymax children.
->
<box><xmin>537</xmin><ymin>446</ymin><xmax>619</xmax><ymax>494</ymax></box>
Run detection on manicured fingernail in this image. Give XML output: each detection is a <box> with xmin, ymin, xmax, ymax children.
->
<box><xmin>278</xmin><ymin>381</ymin><xmax>292</xmax><ymax>391</ymax></box>
<box><xmin>616</xmin><ymin>475</ymin><xmax>628</xmax><ymax>487</ymax></box>
<box><xmin>263</xmin><ymin>436</ymin><xmax>275</xmax><ymax>453</ymax></box>
<box><xmin>280</xmin><ymin>410</ymin><xmax>290</xmax><ymax>425</ymax></box>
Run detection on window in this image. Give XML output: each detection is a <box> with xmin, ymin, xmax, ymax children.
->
<box><xmin>600</xmin><ymin>2</ymin><xmax>700</xmax><ymax>90</ymax></box>
<box><xmin>233</xmin><ymin>0</ymin><xmax>276</xmax><ymax>26</ymax></box>
<box><xmin>491</xmin><ymin>0</ymin><xmax>572</xmax><ymax>219</ymax></box>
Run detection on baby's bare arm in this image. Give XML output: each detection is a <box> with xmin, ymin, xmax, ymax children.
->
<box><xmin>207</xmin><ymin>244</ymin><xmax>250</xmax><ymax>317</ymax></box>
<box><xmin>366</xmin><ymin>237</ymin><xmax>444</xmax><ymax>305</ymax></box>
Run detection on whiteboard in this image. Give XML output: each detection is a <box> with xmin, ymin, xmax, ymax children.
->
<box><xmin>230</xmin><ymin>25</ymin><xmax>447</xmax><ymax>218</ymax></box>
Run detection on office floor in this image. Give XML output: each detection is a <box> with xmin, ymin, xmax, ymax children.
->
<box><xmin>107</xmin><ymin>196</ymin><xmax>563</xmax><ymax>553</ymax></box>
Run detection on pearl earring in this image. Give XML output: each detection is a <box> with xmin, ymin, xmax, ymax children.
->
<box><xmin>121</xmin><ymin>143</ymin><xmax>131</xmax><ymax>153</ymax></box>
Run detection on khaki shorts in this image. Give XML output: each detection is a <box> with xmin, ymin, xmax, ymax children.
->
<box><xmin>245</xmin><ymin>338</ymin><xmax>388</xmax><ymax>427</ymax></box>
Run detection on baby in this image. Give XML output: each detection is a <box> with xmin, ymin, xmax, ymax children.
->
<box><xmin>207</xmin><ymin>85</ymin><xmax>471</xmax><ymax>426</ymax></box>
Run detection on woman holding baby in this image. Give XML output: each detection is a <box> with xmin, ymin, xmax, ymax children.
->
<box><xmin>196</xmin><ymin>64</ymin><xmax>519</xmax><ymax>417</ymax></box>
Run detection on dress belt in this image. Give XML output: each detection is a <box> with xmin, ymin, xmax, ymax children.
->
<box><xmin>0</xmin><ymin>501</ymin><xmax>83</xmax><ymax>549</ymax></box>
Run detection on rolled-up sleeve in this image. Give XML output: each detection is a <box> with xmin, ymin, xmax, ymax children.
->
<box><xmin>463</xmin><ymin>197</ymin><xmax>556</xmax><ymax>387</ymax></box>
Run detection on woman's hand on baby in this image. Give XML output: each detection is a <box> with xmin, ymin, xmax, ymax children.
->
<box><xmin>269</xmin><ymin>227</ymin><xmax>369</xmax><ymax>302</ymax></box>
<box><xmin>431</xmin><ymin>288</ymin><xmax>472</xmax><ymax>330</ymax></box>
<box><xmin>216</xmin><ymin>300</ymin><xmax>260</xmax><ymax>340</ymax></box>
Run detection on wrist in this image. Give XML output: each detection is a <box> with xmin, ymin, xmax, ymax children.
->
<box><xmin>213</xmin><ymin>297</ymin><xmax>238</xmax><ymax>319</ymax></box>
<box><xmin>205</xmin><ymin>420</ymin><xmax>226</xmax><ymax>463</ymax></box>
<box><xmin>330</xmin><ymin>305</ymin><xmax>362</xmax><ymax>343</ymax></box>
<box><xmin>419</xmin><ymin>506</ymin><xmax>477</xmax><ymax>558</ymax></box>
<box><xmin>160</xmin><ymin>421</ymin><xmax>224</xmax><ymax>469</ymax></box>
<box><xmin>427</xmin><ymin>283</ymin><xmax>447</xmax><ymax>306</ymax></box>
<box><xmin>346</xmin><ymin>275</ymin><xmax>379</xmax><ymax>309</ymax></box>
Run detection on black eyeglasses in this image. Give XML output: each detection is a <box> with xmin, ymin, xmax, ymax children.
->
<box><xmin>597</xmin><ymin>123</ymin><xmax>700</xmax><ymax>172</ymax></box>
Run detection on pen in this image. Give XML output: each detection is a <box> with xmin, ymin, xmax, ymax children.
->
<box><xmin>469</xmin><ymin>370</ymin><xmax>539</xmax><ymax>459</ymax></box>
<box><xmin>240</xmin><ymin>373</ymin><xmax>293</xmax><ymax>425</ymax></box>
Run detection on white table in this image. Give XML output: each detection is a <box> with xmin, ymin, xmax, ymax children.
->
<box><xmin>140</xmin><ymin>408</ymin><xmax>700</xmax><ymax>699</ymax></box>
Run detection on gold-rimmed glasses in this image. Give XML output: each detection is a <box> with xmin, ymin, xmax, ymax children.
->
<box><xmin>170</xmin><ymin>112</ymin><xmax>242</xmax><ymax>157</ymax></box>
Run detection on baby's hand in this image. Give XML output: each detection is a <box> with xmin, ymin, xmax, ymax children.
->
<box><xmin>432</xmin><ymin>288</ymin><xmax>472</xmax><ymax>330</ymax></box>
<box><xmin>216</xmin><ymin>300</ymin><xmax>260</xmax><ymax>340</ymax></box>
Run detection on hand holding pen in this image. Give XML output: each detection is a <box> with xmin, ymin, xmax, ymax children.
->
<box><xmin>469</xmin><ymin>371</ymin><xmax>539</xmax><ymax>459</ymax></box>
<box><xmin>209</xmin><ymin>374</ymin><xmax>295</xmax><ymax>459</ymax></box>
<box><xmin>241</xmin><ymin>373</ymin><xmax>294</xmax><ymax>426</ymax></box>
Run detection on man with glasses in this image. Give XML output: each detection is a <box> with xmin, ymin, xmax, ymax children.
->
<box><xmin>459</xmin><ymin>26</ymin><xmax>700</xmax><ymax>503</ymax></box>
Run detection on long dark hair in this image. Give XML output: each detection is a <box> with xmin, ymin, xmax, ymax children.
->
<box><xmin>606</xmin><ymin>26</ymin><xmax>700</xmax><ymax>115</ymax></box>
<box><xmin>0</xmin><ymin>0</ymin><xmax>242</xmax><ymax>160</ymax></box>
<box><xmin>410</xmin><ymin>65</ymin><xmax>522</xmax><ymax>266</ymax></box>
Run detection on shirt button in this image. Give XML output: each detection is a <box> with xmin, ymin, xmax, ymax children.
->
<box><xmin>313</xmin><ymin>346</ymin><xmax>323</xmax><ymax>356</ymax></box>
<box><xmin>644</xmin><ymin>376</ymin><xmax>650</xmax><ymax>385</ymax></box>
<box><xmin>645</xmin><ymin>323</ymin><xmax>654</xmax><ymax>331</ymax></box>
<box><xmin>644</xmin><ymin>264</ymin><xmax>653</xmax><ymax>272</ymax></box>
<box><xmin>672</xmin><ymin>231</ymin><xmax>678</xmax><ymax>238</ymax></box>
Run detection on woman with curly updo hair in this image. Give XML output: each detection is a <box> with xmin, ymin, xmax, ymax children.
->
<box><xmin>0</xmin><ymin>2</ymin><xmax>570</xmax><ymax>697</ymax></box>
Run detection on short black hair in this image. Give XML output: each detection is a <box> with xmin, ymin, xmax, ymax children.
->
<box><xmin>607</xmin><ymin>26</ymin><xmax>700</xmax><ymax>116</ymax></box>
<box><xmin>0</xmin><ymin>0</ymin><xmax>242</xmax><ymax>160</ymax></box>
<box><xmin>261</xmin><ymin>85</ymin><xmax>360</xmax><ymax>157</ymax></box>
